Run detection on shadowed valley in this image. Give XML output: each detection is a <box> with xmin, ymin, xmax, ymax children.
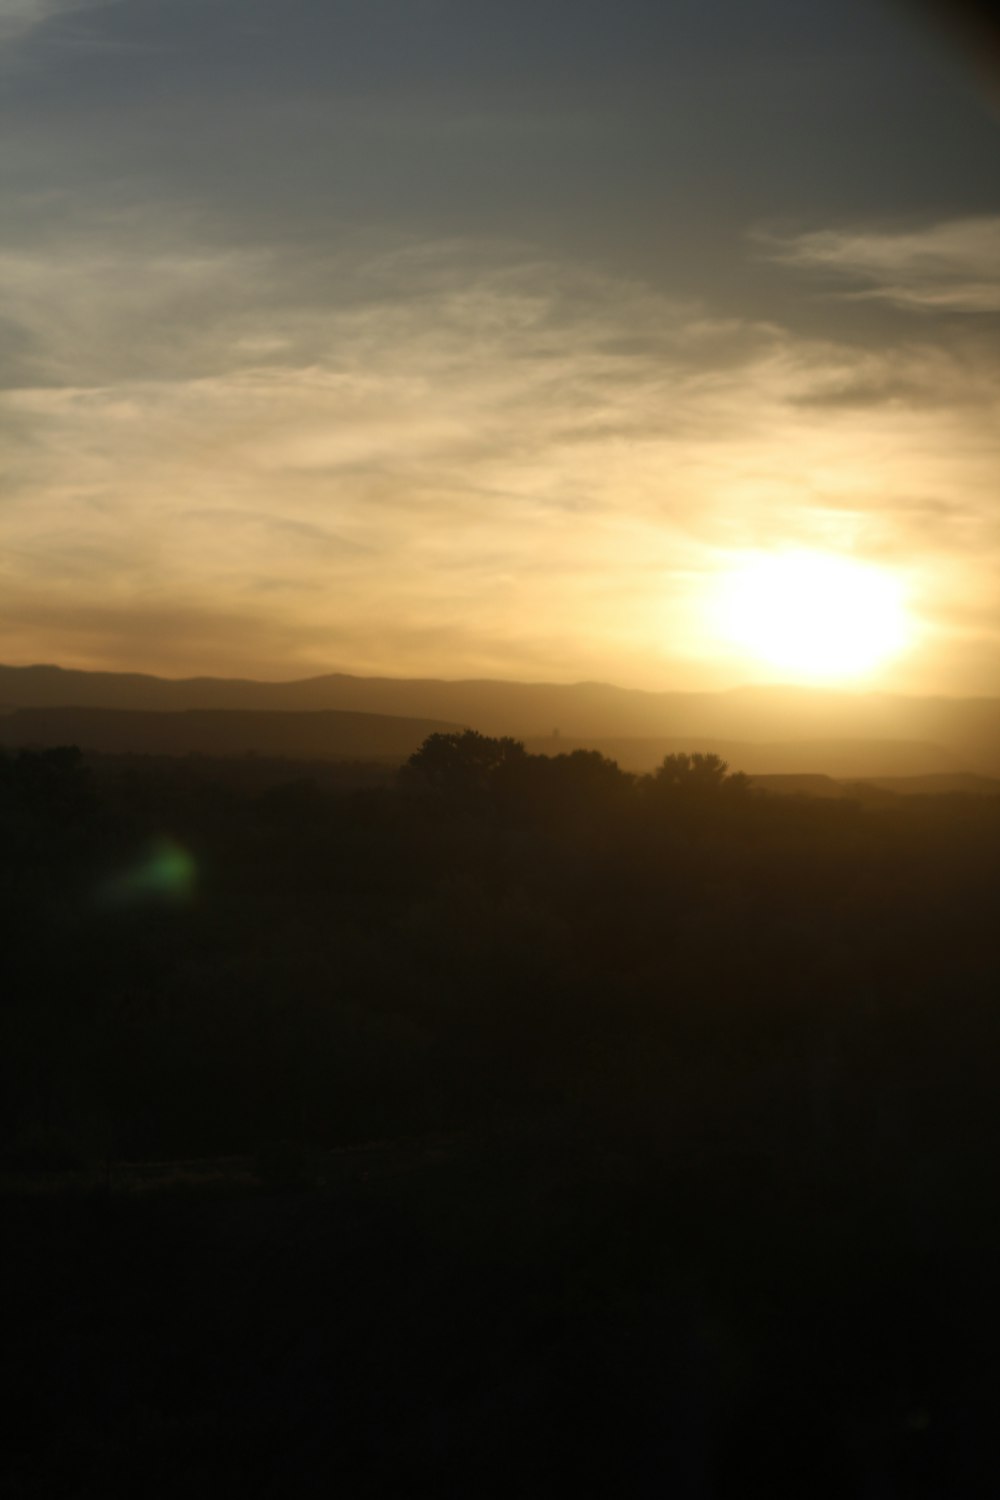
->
<box><xmin>3</xmin><ymin>704</ymin><xmax>1000</xmax><ymax>1494</ymax></box>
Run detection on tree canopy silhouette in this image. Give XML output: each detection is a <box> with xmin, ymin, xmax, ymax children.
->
<box><xmin>647</xmin><ymin>751</ymin><xmax>750</xmax><ymax>799</ymax></box>
<box><xmin>400</xmin><ymin>729</ymin><xmax>527</xmax><ymax>800</ymax></box>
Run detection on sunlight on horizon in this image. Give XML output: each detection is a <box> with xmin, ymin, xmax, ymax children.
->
<box><xmin>711</xmin><ymin>551</ymin><xmax>913</xmax><ymax>685</ymax></box>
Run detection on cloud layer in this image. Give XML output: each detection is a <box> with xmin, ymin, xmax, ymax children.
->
<box><xmin>0</xmin><ymin>0</ymin><xmax>112</xmax><ymax>46</ymax></box>
<box><xmin>3</xmin><ymin>216</ymin><xmax>999</xmax><ymax>689</ymax></box>
<box><xmin>763</xmin><ymin>216</ymin><xmax>1000</xmax><ymax>312</ymax></box>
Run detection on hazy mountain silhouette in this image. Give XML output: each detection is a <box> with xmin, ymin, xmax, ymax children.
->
<box><xmin>0</xmin><ymin>706</ymin><xmax>464</xmax><ymax>760</ymax></box>
<box><xmin>858</xmin><ymin>772</ymin><xmax>1000</xmax><ymax>796</ymax></box>
<box><xmin>522</xmin><ymin>735</ymin><xmax>962</xmax><ymax>777</ymax></box>
<box><xmin>747</xmin><ymin>774</ymin><xmax>856</xmax><ymax>799</ymax></box>
<box><xmin>3</xmin><ymin>663</ymin><xmax>999</xmax><ymax>774</ymax></box>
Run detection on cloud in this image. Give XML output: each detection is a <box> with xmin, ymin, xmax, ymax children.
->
<box><xmin>0</xmin><ymin>588</ymin><xmax>329</xmax><ymax>679</ymax></box>
<box><xmin>760</xmin><ymin>216</ymin><xmax>1000</xmax><ymax>312</ymax></box>
<box><xmin>0</xmin><ymin>237</ymin><xmax>274</xmax><ymax>387</ymax></box>
<box><xmin>0</xmin><ymin>0</ymin><xmax>115</xmax><ymax>45</ymax></box>
<box><xmin>2</xmin><ymin>226</ymin><xmax>999</xmax><ymax>688</ymax></box>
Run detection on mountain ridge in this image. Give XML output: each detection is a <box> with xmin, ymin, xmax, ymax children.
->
<box><xmin>0</xmin><ymin>705</ymin><xmax>465</xmax><ymax>762</ymax></box>
<box><xmin>2</xmin><ymin>663</ymin><xmax>999</xmax><ymax>774</ymax></box>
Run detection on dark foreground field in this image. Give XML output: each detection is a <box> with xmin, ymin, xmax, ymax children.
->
<box><xmin>8</xmin><ymin>1124</ymin><xmax>1000</xmax><ymax>1499</ymax></box>
<box><xmin>4</xmin><ymin>738</ymin><xmax>1000</xmax><ymax>1495</ymax></box>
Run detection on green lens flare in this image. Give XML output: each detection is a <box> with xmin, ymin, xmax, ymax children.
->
<box><xmin>97</xmin><ymin>839</ymin><xmax>197</xmax><ymax>907</ymax></box>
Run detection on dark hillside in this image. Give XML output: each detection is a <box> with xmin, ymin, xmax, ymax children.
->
<box><xmin>3</xmin><ymin>663</ymin><xmax>999</xmax><ymax>773</ymax></box>
<box><xmin>3</xmin><ymin>737</ymin><xmax>1000</xmax><ymax>1494</ymax></box>
<box><xmin>860</xmin><ymin>771</ymin><xmax>1000</xmax><ymax>796</ymax></box>
<box><xmin>0</xmin><ymin>706</ymin><xmax>464</xmax><ymax>760</ymax></box>
<box><xmin>524</xmin><ymin>735</ymin><xmax>960</xmax><ymax>777</ymax></box>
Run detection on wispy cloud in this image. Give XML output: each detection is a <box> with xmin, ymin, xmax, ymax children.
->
<box><xmin>0</xmin><ymin>0</ymin><xmax>116</xmax><ymax>45</ymax></box>
<box><xmin>761</xmin><ymin>216</ymin><xmax>1000</xmax><ymax>313</ymax></box>
<box><xmin>2</xmin><ymin>226</ymin><xmax>999</xmax><ymax>687</ymax></box>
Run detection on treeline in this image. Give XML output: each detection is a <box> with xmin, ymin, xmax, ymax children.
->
<box><xmin>400</xmin><ymin>730</ymin><xmax>749</xmax><ymax>816</ymax></box>
<box><xmin>2</xmin><ymin>734</ymin><xmax>999</xmax><ymax>1169</ymax></box>
<box><xmin>6</xmin><ymin>733</ymin><xmax>1000</xmax><ymax>1496</ymax></box>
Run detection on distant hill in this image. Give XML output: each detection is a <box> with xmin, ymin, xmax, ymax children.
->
<box><xmin>857</xmin><ymin>773</ymin><xmax>1000</xmax><ymax>797</ymax></box>
<box><xmin>523</xmin><ymin>735</ymin><xmax>961</xmax><ymax>778</ymax></box>
<box><xmin>2</xmin><ymin>663</ymin><xmax>998</xmax><ymax>775</ymax></box>
<box><xmin>0</xmin><ymin>707</ymin><xmax>464</xmax><ymax>761</ymax></box>
<box><xmin>748</xmin><ymin>775</ymin><xmax>855</xmax><ymax>800</ymax></box>
<box><xmin>748</xmin><ymin>772</ymin><xmax>1000</xmax><ymax>801</ymax></box>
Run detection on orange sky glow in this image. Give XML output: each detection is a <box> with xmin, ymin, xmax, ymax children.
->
<box><xmin>2</xmin><ymin>1</ymin><xmax>998</xmax><ymax>694</ymax></box>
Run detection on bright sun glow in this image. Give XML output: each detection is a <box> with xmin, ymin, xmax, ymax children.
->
<box><xmin>715</xmin><ymin>551</ymin><xmax>911</xmax><ymax>683</ymax></box>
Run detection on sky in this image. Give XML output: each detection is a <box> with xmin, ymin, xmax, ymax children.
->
<box><xmin>2</xmin><ymin>0</ymin><xmax>999</xmax><ymax>692</ymax></box>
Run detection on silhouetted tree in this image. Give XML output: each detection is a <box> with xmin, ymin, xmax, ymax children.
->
<box><xmin>493</xmin><ymin>747</ymin><xmax>632</xmax><ymax>825</ymax></box>
<box><xmin>400</xmin><ymin>730</ymin><xmax>527</xmax><ymax>801</ymax></box>
<box><xmin>646</xmin><ymin>751</ymin><xmax>750</xmax><ymax>800</ymax></box>
<box><xmin>0</xmin><ymin>744</ymin><xmax>96</xmax><ymax>828</ymax></box>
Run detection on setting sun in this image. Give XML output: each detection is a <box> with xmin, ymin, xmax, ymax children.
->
<box><xmin>715</xmin><ymin>551</ymin><xmax>912</xmax><ymax>683</ymax></box>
